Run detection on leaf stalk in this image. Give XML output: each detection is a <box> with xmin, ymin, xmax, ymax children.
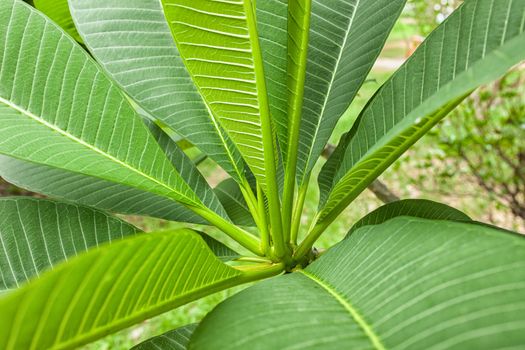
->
<box><xmin>191</xmin><ymin>206</ymin><xmax>263</xmax><ymax>256</ymax></box>
<box><xmin>243</xmin><ymin>0</ymin><xmax>287</xmax><ymax>259</ymax></box>
<box><xmin>282</xmin><ymin>0</ymin><xmax>313</xmax><ymax>242</ymax></box>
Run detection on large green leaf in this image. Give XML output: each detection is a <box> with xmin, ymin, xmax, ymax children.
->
<box><xmin>132</xmin><ymin>324</ymin><xmax>197</xmax><ymax>350</ymax></box>
<box><xmin>295</xmin><ymin>0</ymin><xmax>406</xmax><ymax>183</ymax></box>
<box><xmin>68</xmin><ymin>0</ymin><xmax>245</xmax><ymax>181</ymax></box>
<box><xmin>0</xmin><ymin>197</ymin><xmax>138</xmax><ymax>291</ymax></box>
<box><xmin>0</xmin><ymin>0</ymin><xmax>204</xmax><ymax>209</ymax></box>
<box><xmin>347</xmin><ymin>199</ymin><xmax>471</xmax><ymax>235</ymax></box>
<box><xmin>159</xmin><ymin>0</ymin><xmax>279</xmax><ymax>193</ymax></box>
<box><xmin>318</xmin><ymin>0</ymin><xmax>525</xmax><ymax>226</ymax></box>
<box><xmin>0</xmin><ymin>229</ymin><xmax>282</xmax><ymax>349</ymax></box>
<box><xmin>0</xmin><ymin>156</ymin><xmax>206</xmax><ymax>224</ymax></box>
<box><xmin>33</xmin><ymin>0</ymin><xmax>82</xmax><ymax>42</ymax></box>
<box><xmin>190</xmin><ymin>217</ymin><xmax>525</xmax><ymax>349</ymax></box>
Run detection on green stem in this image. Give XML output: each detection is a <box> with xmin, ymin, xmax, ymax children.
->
<box><xmin>235</xmin><ymin>261</ymin><xmax>285</xmax><ymax>282</ymax></box>
<box><xmin>235</xmin><ymin>256</ymin><xmax>273</xmax><ymax>264</ymax></box>
<box><xmin>191</xmin><ymin>206</ymin><xmax>263</xmax><ymax>256</ymax></box>
<box><xmin>238</xmin><ymin>179</ymin><xmax>269</xmax><ymax>254</ymax></box>
<box><xmin>293</xmin><ymin>215</ymin><xmax>325</xmax><ymax>260</ymax></box>
<box><xmin>256</xmin><ymin>184</ymin><xmax>271</xmax><ymax>254</ymax></box>
<box><xmin>282</xmin><ymin>0</ymin><xmax>312</xmax><ymax>242</ymax></box>
<box><xmin>244</xmin><ymin>0</ymin><xmax>286</xmax><ymax>258</ymax></box>
<box><xmin>290</xmin><ymin>179</ymin><xmax>309</xmax><ymax>244</ymax></box>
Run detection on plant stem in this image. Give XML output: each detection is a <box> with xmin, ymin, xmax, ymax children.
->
<box><xmin>238</xmin><ymin>179</ymin><xmax>269</xmax><ymax>254</ymax></box>
<box><xmin>290</xmin><ymin>179</ymin><xmax>309</xmax><ymax>244</ymax></box>
<box><xmin>293</xmin><ymin>213</ymin><xmax>325</xmax><ymax>260</ymax></box>
<box><xmin>235</xmin><ymin>261</ymin><xmax>285</xmax><ymax>282</ymax></box>
<box><xmin>192</xmin><ymin>206</ymin><xmax>263</xmax><ymax>256</ymax></box>
<box><xmin>256</xmin><ymin>184</ymin><xmax>271</xmax><ymax>254</ymax></box>
<box><xmin>244</xmin><ymin>0</ymin><xmax>286</xmax><ymax>258</ymax></box>
<box><xmin>235</xmin><ymin>256</ymin><xmax>273</xmax><ymax>264</ymax></box>
<box><xmin>282</xmin><ymin>0</ymin><xmax>312</xmax><ymax>242</ymax></box>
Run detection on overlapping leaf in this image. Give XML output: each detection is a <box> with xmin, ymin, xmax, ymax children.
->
<box><xmin>215</xmin><ymin>178</ymin><xmax>256</xmax><ymax>227</ymax></box>
<box><xmin>0</xmin><ymin>0</ymin><xmax>218</xmax><ymax>216</ymax></box>
<box><xmin>295</xmin><ymin>0</ymin><xmax>406</xmax><ymax>184</ymax></box>
<box><xmin>0</xmin><ymin>229</ymin><xmax>261</xmax><ymax>349</ymax></box>
<box><xmin>0</xmin><ymin>197</ymin><xmax>138</xmax><ymax>291</ymax></box>
<box><xmin>68</xmin><ymin>0</ymin><xmax>245</xmax><ymax>181</ymax></box>
<box><xmin>147</xmin><ymin>121</ymin><xmax>228</xmax><ymax>220</ymax></box>
<box><xmin>318</xmin><ymin>0</ymin><xmax>525</xmax><ymax>225</ymax></box>
<box><xmin>190</xmin><ymin>217</ymin><xmax>525</xmax><ymax>349</ymax></box>
<box><xmin>0</xmin><ymin>156</ymin><xmax>206</xmax><ymax>224</ymax></box>
<box><xmin>0</xmin><ymin>120</ymin><xmax>227</xmax><ymax>224</ymax></box>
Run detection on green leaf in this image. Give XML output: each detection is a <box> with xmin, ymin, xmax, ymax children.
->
<box><xmin>68</xmin><ymin>0</ymin><xmax>245</xmax><ymax>182</ymax></box>
<box><xmin>159</xmin><ymin>0</ymin><xmax>278</xmax><ymax>193</ymax></box>
<box><xmin>0</xmin><ymin>156</ymin><xmax>206</xmax><ymax>224</ymax></box>
<box><xmin>318</xmin><ymin>0</ymin><xmax>525</xmax><ymax>226</ymax></box>
<box><xmin>348</xmin><ymin>199</ymin><xmax>471</xmax><ymax>235</ymax></box>
<box><xmin>0</xmin><ymin>197</ymin><xmax>138</xmax><ymax>291</ymax></box>
<box><xmin>215</xmin><ymin>178</ymin><xmax>256</xmax><ymax>227</ymax></box>
<box><xmin>0</xmin><ymin>0</ymin><xmax>198</xmax><ymax>206</ymax></box>
<box><xmin>33</xmin><ymin>0</ymin><xmax>82</xmax><ymax>43</ymax></box>
<box><xmin>132</xmin><ymin>324</ymin><xmax>197</xmax><ymax>350</ymax></box>
<box><xmin>0</xmin><ymin>229</ymin><xmax>281</xmax><ymax>349</ymax></box>
<box><xmin>190</xmin><ymin>217</ymin><xmax>525</xmax><ymax>349</ymax></box>
<box><xmin>295</xmin><ymin>0</ymin><xmax>406</xmax><ymax>184</ymax></box>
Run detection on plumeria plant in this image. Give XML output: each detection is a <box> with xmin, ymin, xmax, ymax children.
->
<box><xmin>0</xmin><ymin>0</ymin><xmax>524</xmax><ymax>348</ymax></box>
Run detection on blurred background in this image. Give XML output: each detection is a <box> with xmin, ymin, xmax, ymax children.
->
<box><xmin>3</xmin><ymin>0</ymin><xmax>524</xmax><ymax>348</ymax></box>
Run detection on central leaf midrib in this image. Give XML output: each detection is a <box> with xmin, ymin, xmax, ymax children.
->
<box><xmin>299</xmin><ymin>269</ymin><xmax>386</xmax><ymax>350</ymax></box>
<box><xmin>0</xmin><ymin>97</ymin><xmax>198</xmax><ymax>206</ymax></box>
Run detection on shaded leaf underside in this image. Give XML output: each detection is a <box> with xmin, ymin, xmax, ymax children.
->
<box><xmin>132</xmin><ymin>324</ymin><xmax>197</xmax><ymax>350</ymax></box>
<box><xmin>0</xmin><ymin>197</ymin><xmax>138</xmax><ymax>291</ymax></box>
<box><xmin>347</xmin><ymin>199</ymin><xmax>471</xmax><ymax>235</ymax></box>
<box><xmin>0</xmin><ymin>155</ymin><xmax>206</xmax><ymax>224</ymax></box>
